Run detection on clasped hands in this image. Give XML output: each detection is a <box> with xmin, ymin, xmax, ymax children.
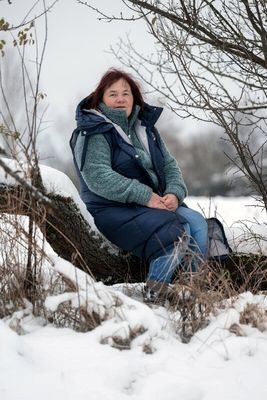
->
<box><xmin>147</xmin><ymin>192</ymin><xmax>179</xmax><ymax>211</ymax></box>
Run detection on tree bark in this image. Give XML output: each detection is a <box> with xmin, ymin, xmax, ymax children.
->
<box><xmin>45</xmin><ymin>193</ymin><xmax>148</xmax><ymax>283</ymax></box>
<box><xmin>0</xmin><ymin>184</ymin><xmax>147</xmax><ymax>284</ymax></box>
<box><xmin>0</xmin><ymin>184</ymin><xmax>266</xmax><ymax>289</ymax></box>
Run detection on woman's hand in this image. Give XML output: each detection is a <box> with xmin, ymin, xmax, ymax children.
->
<box><xmin>147</xmin><ymin>193</ymin><xmax>168</xmax><ymax>210</ymax></box>
<box><xmin>162</xmin><ymin>193</ymin><xmax>179</xmax><ymax>211</ymax></box>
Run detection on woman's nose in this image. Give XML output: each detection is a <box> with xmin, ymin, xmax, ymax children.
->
<box><xmin>116</xmin><ymin>95</ymin><xmax>125</xmax><ymax>103</ymax></box>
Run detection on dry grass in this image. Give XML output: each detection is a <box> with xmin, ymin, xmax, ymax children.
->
<box><xmin>1</xmin><ymin>188</ymin><xmax>266</xmax><ymax>345</ymax></box>
<box><xmin>167</xmin><ymin>256</ymin><xmax>267</xmax><ymax>342</ymax></box>
<box><xmin>0</xmin><ymin>191</ymin><xmax>106</xmax><ymax>333</ymax></box>
<box><xmin>239</xmin><ymin>303</ymin><xmax>267</xmax><ymax>332</ymax></box>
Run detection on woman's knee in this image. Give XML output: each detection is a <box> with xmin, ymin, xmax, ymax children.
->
<box><xmin>195</xmin><ymin>212</ymin><xmax>208</xmax><ymax>232</ymax></box>
<box><xmin>176</xmin><ymin>206</ymin><xmax>207</xmax><ymax>228</ymax></box>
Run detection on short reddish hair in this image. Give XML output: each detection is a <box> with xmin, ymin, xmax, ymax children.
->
<box><xmin>86</xmin><ymin>68</ymin><xmax>144</xmax><ymax>110</ymax></box>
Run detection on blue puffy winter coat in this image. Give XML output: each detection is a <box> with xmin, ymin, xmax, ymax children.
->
<box><xmin>70</xmin><ymin>98</ymin><xmax>187</xmax><ymax>262</ymax></box>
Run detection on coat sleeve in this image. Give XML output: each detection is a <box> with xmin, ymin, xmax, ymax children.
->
<box><xmin>74</xmin><ymin>133</ymin><xmax>153</xmax><ymax>205</ymax></box>
<box><xmin>159</xmin><ymin>135</ymin><xmax>188</xmax><ymax>203</ymax></box>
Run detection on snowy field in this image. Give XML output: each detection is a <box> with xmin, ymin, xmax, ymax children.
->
<box><xmin>1</xmin><ymin>292</ymin><xmax>267</xmax><ymax>400</ymax></box>
<box><xmin>186</xmin><ymin>196</ymin><xmax>267</xmax><ymax>255</ymax></box>
<box><xmin>0</xmin><ymin>162</ymin><xmax>267</xmax><ymax>400</ymax></box>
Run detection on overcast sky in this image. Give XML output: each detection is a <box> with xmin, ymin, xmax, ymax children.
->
<box><xmin>1</xmin><ymin>0</ymin><xmax>171</xmax><ymax>166</ymax></box>
<box><xmin>2</xmin><ymin>0</ymin><xmax>154</xmax><ymax>114</ymax></box>
<box><xmin>2</xmin><ymin>0</ymin><xmax>213</xmax><ymax>132</ymax></box>
<box><xmin>1</xmin><ymin>0</ymin><xmax>212</xmax><ymax>171</ymax></box>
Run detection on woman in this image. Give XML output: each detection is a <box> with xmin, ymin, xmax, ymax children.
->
<box><xmin>70</xmin><ymin>68</ymin><xmax>208</xmax><ymax>302</ymax></box>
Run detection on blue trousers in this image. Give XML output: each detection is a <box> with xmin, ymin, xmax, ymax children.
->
<box><xmin>147</xmin><ymin>206</ymin><xmax>208</xmax><ymax>283</ymax></box>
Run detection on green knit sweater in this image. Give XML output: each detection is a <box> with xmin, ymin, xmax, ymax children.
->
<box><xmin>74</xmin><ymin>103</ymin><xmax>187</xmax><ymax>205</ymax></box>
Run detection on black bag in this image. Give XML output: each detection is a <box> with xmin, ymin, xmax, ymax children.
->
<box><xmin>207</xmin><ymin>217</ymin><xmax>232</xmax><ymax>261</ymax></box>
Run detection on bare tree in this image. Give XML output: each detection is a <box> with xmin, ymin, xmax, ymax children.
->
<box><xmin>78</xmin><ymin>0</ymin><xmax>267</xmax><ymax>210</ymax></box>
<box><xmin>0</xmin><ymin>0</ymin><xmax>61</xmax><ymax>163</ymax></box>
<box><xmin>0</xmin><ymin>1</ymin><xmax>57</xmax><ymax>306</ymax></box>
<box><xmin>154</xmin><ymin>105</ymin><xmax>234</xmax><ymax>195</ymax></box>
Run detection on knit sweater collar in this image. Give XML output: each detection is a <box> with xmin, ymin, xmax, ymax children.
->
<box><xmin>98</xmin><ymin>102</ymin><xmax>140</xmax><ymax>133</ymax></box>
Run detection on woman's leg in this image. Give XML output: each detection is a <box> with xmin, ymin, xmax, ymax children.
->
<box><xmin>147</xmin><ymin>223</ymin><xmax>190</xmax><ymax>284</ymax></box>
<box><xmin>175</xmin><ymin>206</ymin><xmax>208</xmax><ymax>267</ymax></box>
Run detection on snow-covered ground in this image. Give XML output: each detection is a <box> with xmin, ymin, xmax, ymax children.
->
<box><xmin>0</xmin><ymin>161</ymin><xmax>267</xmax><ymax>400</ymax></box>
<box><xmin>1</xmin><ymin>290</ymin><xmax>267</xmax><ymax>400</ymax></box>
<box><xmin>186</xmin><ymin>196</ymin><xmax>267</xmax><ymax>255</ymax></box>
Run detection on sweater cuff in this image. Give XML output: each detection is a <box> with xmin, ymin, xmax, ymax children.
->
<box><xmin>129</xmin><ymin>185</ymin><xmax>152</xmax><ymax>206</ymax></box>
<box><xmin>164</xmin><ymin>187</ymin><xmax>186</xmax><ymax>204</ymax></box>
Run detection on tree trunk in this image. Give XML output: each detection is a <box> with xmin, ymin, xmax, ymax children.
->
<box><xmin>45</xmin><ymin>193</ymin><xmax>148</xmax><ymax>283</ymax></box>
<box><xmin>0</xmin><ymin>184</ymin><xmax>266</xmax><ymax>289</ymax></box>
<box><xmin>0</xmin><ymin>184</ymin><xmax>147</xmax><ymax>284</ymax></box>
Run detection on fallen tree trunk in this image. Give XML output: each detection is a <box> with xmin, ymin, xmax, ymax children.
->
<box><xmin>44</xmin><ymin>193</ymin><xmax>148</xmax><ymax>283</ymax></box>
<box><xmin>0</xmin><ymin>184</ymin><xmax>266</xmax><ymax>289</ymax></box>
<box><xmin>0</xmin><ymin>185</ymin><xmax>147</xmax><ymax>283</ymax></box>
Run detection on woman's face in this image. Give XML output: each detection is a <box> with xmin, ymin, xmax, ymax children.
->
<box><xmin>102</xmin><ymin>78</ymin><xmax>134</xmax><ymax>117</ymax></box>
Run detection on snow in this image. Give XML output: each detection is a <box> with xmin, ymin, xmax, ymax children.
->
<box><xmin>0</xmin><ymin>161</ymin><xmax>267</xmax><ymax>400</ymax></box>
<box><xmin>0</xmin><ymin>158</ymin><xmax>95</xmax><ymax>228</ymax></box>
<box><xmin>1</xmin><ymin>294</ymin><xmax>267</xmax><ymax>400</ymax></box>
<box><xmin>186</xmin><ymin>196</ymin><xmax>267</xmax><ymax>255</ymax></box>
